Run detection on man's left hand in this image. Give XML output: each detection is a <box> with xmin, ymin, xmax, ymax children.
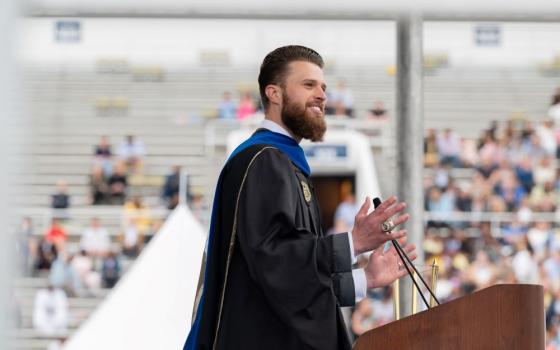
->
<box><xmin>364</xmin><ymin>238</ymin><xmax>417</xmax><ymax>289</ymax></box>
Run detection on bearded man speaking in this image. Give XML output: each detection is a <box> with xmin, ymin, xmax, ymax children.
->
<box><xmin>184</xmin><ymin>45</ymin><xmax>416</xmax><ymax>350</ymax></box>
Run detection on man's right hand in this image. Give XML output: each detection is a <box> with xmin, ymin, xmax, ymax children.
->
<box><xmin>351</xmin><ymin>196</ymin><xmax>409</xmax><ymax>255</ymax></box>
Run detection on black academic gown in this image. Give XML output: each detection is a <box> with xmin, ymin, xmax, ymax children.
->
<box><xmin>195</xmin><ymin>144</ymin><xmax>355</xmax><ymax>350</ymax></box>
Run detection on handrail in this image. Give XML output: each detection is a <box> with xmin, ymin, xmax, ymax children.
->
<box><xmin>424</xmin><ymin>210</ymin><xmax>559</xmax><ymax>237</ymax></box>
<box><xmin>18</xmin><ymin>206</ymin><xmax>556</xmax><ymax>238</ymax></box>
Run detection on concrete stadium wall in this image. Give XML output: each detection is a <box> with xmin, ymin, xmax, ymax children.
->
<box><xmin>18</xmin><ymin>18</ymin><xmax>560</xmax><ymax>67</ymax></box>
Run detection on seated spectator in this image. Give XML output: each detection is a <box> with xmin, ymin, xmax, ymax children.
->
<box><xmin>548</xmin><ymin>87</ymin><xmax>560</xmax><ymax>126</ymax></box>
<box><xmin>51</xmin><ymin>180</ymin><xmax>70</xmax><ymax>220</ymax></box>
<box><xmin>16</xmin><ymin>216</ymin><xmax>37</xmax><ymax>276</ymax></box>
<box><xmin>466</xmin><ymin>250</ymin><xmax>497</xmax><ymax>290</ymax></box>
<box><xmin>478</xmin><ymin>130</ymin><xmax>499</xmax><ymax>166</ymax></box>
<box><xmin>516</xmin><ymin>197</ymin><xmax>533</xmax><ymax>224</ymax></box>
<box><xmin>494</xmin><ymin>174</ymin><xmax>525</xmax><ymax>211</ymax></box>
<box><xmin>424</xmin><ymin>129</ymin><xmax>439</xmax><ymax>167</ymax></box>
<box><xmin>515</xmin><ymin>156</ymin><xmax>535</xmax><ymax>193</ymax></box>
<box><xmin>327</xmin><ymin>80</ymin><xmax>354</xmax><ymax>117</ymax></box>
<box><xmin>80</xmin><ymin>217</ymin><xmax>111</xmax><ymax>258</ymax></box>
<box><xmin>35</xmin><ymin>238</ymin><xmax>57</xmax><ymax>272</ymax></box>
<box><xmin>117</xmin><ymin>135</ymin><xmax>145</xmax><ymax>174</ymax></box>
<box><xmin>501</xmin><ymin>218</ymin><xmax>527</xmax><ymax>245</ymax></box>
<box><xmin>218</xmin><ymin>91</ymin><xmax>237</xmax><ymax>120</ymax></box>
<box><xmin>237</xmin><ymin>91</ymin><xmax>256</xmax><ymax>121</ymax></box>
<box><xmin>370</xmin><ymin>287</ymin><xmax>394</xmax><ymax>327</ymax></box>
<box><xmin>543</xmin><ymin>250</ymin><xmax>560</xmax><ymax>292</ymax></box>
<box><xmin>70</xmin><ymin>250</ymin><xmax>97</xmax><ymax>290</ymax></box>
<box><xmin>333</xmin><ymin>192</ymin><xmax>359</xmax><ymax>233</ymax></box>
<box><xmin>162</xmin><ymin>165</ymin><xmax>181</xmax><ymax>209</ymax></box>
<box><xmin>522</xmin><ymin>134</ymin><xmax>548</xmax><ymax>160</ymax></box>
<box><xmin>455</xmin><ymin>182</ymin><xmax>473</xmax><ymax>212</ymax></box>
<box><xmin>433</xmin><ymin>163</ymin><xmax>451</xmax><ymax>189</ymax></box>
<box><xmin>426</xmin><ymin>186</ymin><xmax>455</xmax><ymax>228</ymax></box>
<box><xmin>123</xmin><ymin>195</ymin><xmax>151</xmax><ymax>234</ymax></box>
<box><xmin>120</xmin><ymin>218</ymin><xmax>141</xmax><ymax>258</ymax></box>
<box><xmin>44</xmin><ymin>218</ymin><xmax>67</xmax><ymax>252</ymax></box>
<box><xmin>90</xmin><ymin>166</ymin><xmax>110</xmax><ymax>205</ymax></box>
<box><xmin>536</xmin><ymin>120</ymin><xmax>556</xmax><ymax>157</ymax></box>
<box><xmin>487</xmin><ymin>195</ymin><xmax>507</xmax><ymax>212</ymax></box>
<box><xmin>101</xmin><ymin>251</ymin><xmax>121</xmax><ymax>288</ymax></box>
<box><xmin>49</xmin><ymin>253</ymin><xmax>82</xmax><ymax>297</ymax></box>
<box><xmin>437</xmin><ymin>129</ymin><xmax>461</xmax><ymax>167</ymax></box>
<box><xmin>511</xmin><ymin>242</ymin><xmax>539</xmax><ymax>284</ymax></box>
<box><xmin>33</xmin><ymin>285</ymin><xmax>69</xmax><ymax>337</ymax></box>
<box><xmin>460</xmin><ymin>138</ymin><xmax>478</xmax><ymax>168</ymax></box>
<box><xmin>476</xmin><ymin>156</ymin><xmax>497</xmax><ymax>179</ymax></box>
<box><xmin>501</xmin><ymin>119</ymin><xmax>516</xmax><ymax>143</ymax></box>
<box><xmin>530</xmin><ymin>181</ymin><xmax>557</xmax><ymax>212</ymax></box>
<box><xmin>534</xmin><ymin>156</ymin><xmax>555</xmax><ymax>186</ymax></box>
<box><xmin>367</xmin><ymin>100</ymin><xmax>388</xmax><ymax>120</ymax></box>
<box><xmin>108</xmin><ymin>162</ymin><xmax>128</xmax><ymax>205</ymax></box>
<box><xmin>351</xmin><ymin>298</ymin><xmax>376</xmax><ymax>337</ymax></box>
<box><xmin>520</xmin><ymin>120</ymin><xmax>535</xmax><ymax>143</ymax></box>
<box><xmin>527</xmin><ymin>222</ymin><xmax>552</xmax><ymax>259</ymax></box>
<box><xmin>93</xmin><ymin>135</ymin><xmax>113</xmax><ymax>176</ymax></box>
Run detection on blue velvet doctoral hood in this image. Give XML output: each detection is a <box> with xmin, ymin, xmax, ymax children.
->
<box><xmin>184</xmin><ymin>128</ymin><xmax>310</xmax><ymax>349</ymax></box>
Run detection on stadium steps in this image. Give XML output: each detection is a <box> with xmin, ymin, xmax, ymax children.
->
<box><xmin>9</xmin><ymin>276</ymin><xmax>114</xmax><ymax>350</ymax></box>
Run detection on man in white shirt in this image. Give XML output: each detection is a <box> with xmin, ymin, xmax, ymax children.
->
<box><xmin>80</xmin><ymin>217</ymin><xmax>111</xmax><ymax>258</ymax></box>
<box><xmin>117</xmin><ymin>135</ymin><xmax>146</xmax><ymax>173</ymax></box>
<box><xmin>33</xmin><ymin>286</ymin><xmax>69</xmax><ymax>337</ymax></box>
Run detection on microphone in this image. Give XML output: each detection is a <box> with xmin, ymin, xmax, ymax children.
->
<box><xmin>373</xmin><ymin>197</ymin><xmax>440</xmax><ymax>309</ymax></box>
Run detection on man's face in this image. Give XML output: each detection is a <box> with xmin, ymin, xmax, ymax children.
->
<box><xmin>280</xmin><ymin>61</ymin><xmax>327</xmax><ymax>142</ymax></box>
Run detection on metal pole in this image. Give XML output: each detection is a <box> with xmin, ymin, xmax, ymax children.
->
<box><xmin>396</xmin><ymin>13</ymin><xmax>425</xmax><ymax>319</ymax></box>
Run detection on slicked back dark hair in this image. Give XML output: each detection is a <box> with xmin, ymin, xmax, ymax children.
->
<box><xmin>258</xmin><ymin>45</ymin><xmax>324</xmax><ymax>111</ymax></box>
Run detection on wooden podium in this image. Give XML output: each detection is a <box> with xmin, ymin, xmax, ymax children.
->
<box><xmin>353</xmin><ymin>284</ymin><xmax>544</xmax><ymax>350</ymax></box>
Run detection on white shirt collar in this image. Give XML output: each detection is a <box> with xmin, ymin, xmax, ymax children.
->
<box><xmin>259</xmin><ymin>119</ymin><xmax>296</xmax><ymax>141</ymax></box>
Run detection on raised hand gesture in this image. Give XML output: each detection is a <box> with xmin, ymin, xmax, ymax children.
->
<box><xmin>351</xmin><ymin>196</ymin><xmax>409</xmax><ymax>255</ymax></box>
<box><xmin>364</xmin><ymin>238</ymin><xmax>417</xmax><ymax>289</ymax></box>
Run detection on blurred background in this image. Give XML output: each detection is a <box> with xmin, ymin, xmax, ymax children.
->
<box><xmin>3</xmin><ymin>0</ymin><xmax>560</xmax><ymax>349</ymax></box>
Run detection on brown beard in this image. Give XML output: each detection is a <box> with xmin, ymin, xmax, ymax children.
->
<box><xmin>281</xmin><ymin>93</ymin><xmax>326</xmax><ymax>142</ymax></box>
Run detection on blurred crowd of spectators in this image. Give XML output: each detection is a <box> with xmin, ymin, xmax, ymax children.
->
<box><xmin>90</xmin><ymin>135</ymin><xmax>145</xmax><ymax>205</ymax></box>
<box><xmin>14</xmin><ymin>199</ymin><xmax>163</xmax><ymax>337</ymax></box>
<box><xmin>22</xmin><ymin>80</ymin><xmax>560</xmax><ymax>345</ymax></box>
<box><xmin>350</xmin><ymin>88</ymin><xmax>560</xmax><ymax>348</ymax></box>
<box><xmin>424</xmin><ymin>119</ymin><xmax>558</xmax><ymax>217</ymax></box>
<box><xmin>216</xmin><ymin>80</ymin><xmax>388</xmax><ymax>121</ymax></box>
<box><xmin>217</xmin><ymin>90</ymin><xmax>259</xmax><ymax>121</ymax></box>
<box><xmin>52</xmin><ymin>133</ymin><xmax>202</xmax><ymax>211</ymax></box>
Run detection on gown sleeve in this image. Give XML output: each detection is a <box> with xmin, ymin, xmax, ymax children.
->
<box><xmin>235</xmin><ymin>148</ymin><xmax>354</xmax><ymax>348</ymax></box>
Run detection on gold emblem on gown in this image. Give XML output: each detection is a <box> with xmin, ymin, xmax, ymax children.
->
<box><xmin>300</xmin><ymin>181</ymin><xmax>312</xmax><ymax>203</ymax></box>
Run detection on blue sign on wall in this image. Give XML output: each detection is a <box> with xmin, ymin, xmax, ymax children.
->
<box><xmin>55</xmin><ymin>21</ymin><xmax>81</xmax><ymax>43</ymax></box>
<box><xmin>303</xmin><ymin>145</ymin><xmax>347</xmax><ymax>161</ymax></box>
<box><xmin>475</xmin><ymin>24</ymin><xmax>501</xmax><ymax>47</ymax></box>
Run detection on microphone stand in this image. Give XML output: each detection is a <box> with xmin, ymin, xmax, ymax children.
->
<box><xmin>373</xmin><ymin>197</ymin><xmax>440</xmax><ymax>310</ymax></box>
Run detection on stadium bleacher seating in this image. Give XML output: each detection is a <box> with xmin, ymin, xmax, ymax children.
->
<box><xmin>11</xmin><ymin>63</ymin><xmax>558</xmax><ymax>348</ymax></box>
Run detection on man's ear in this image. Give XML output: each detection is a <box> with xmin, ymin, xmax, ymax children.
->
<box><xmin>265</xmin><ymin>85</ymin><xmax>282</xmax><ymax>106</ymax></box>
